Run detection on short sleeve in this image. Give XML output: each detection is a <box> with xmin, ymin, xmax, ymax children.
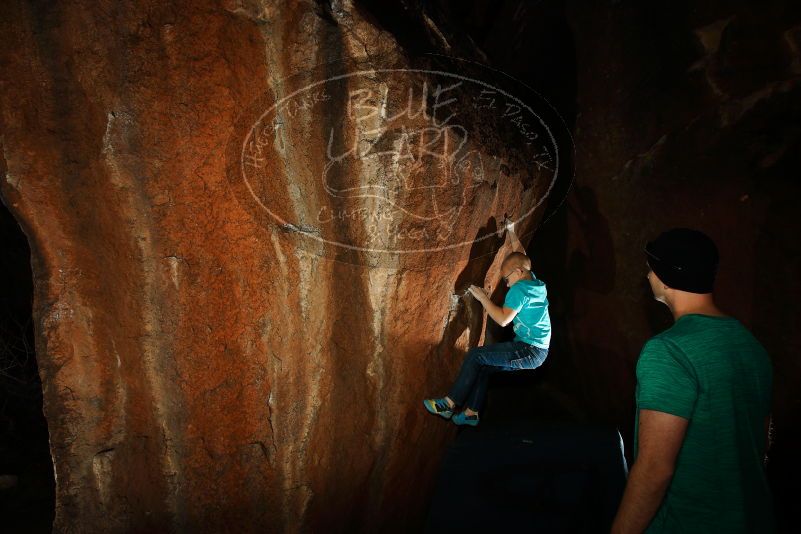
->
<box><xmin>636</xmin><ymin>338</ymin><xmax>697</xmax><ymax>419</ymax></box>
<box><xmin>503</xmin><ymin>284</ymin><xmax>526</xmax><ymax>312</ymax></box>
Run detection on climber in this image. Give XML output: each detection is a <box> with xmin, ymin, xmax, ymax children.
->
<box><xmin>423</xmin><ymin>218</ymin><xmax>551</xmax><ymax>426</ymax></box>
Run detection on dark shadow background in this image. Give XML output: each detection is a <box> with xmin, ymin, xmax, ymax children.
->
<box><xmin>0</xmin><ymin>198</ymin><xmax>54</xmax><ymax>532</ymax></box>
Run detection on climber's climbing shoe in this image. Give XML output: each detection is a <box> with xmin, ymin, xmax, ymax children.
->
<box><xmin>423</xmin><ymin>398</ymin><xmax>454</xmax><ymax>419</ymax></box>
<box><xmin>452</xmin><ymin>411</ymin><xmax>480</xmax><ymax>427</ymax></box>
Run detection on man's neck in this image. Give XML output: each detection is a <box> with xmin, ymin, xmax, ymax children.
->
<box><xmin>668</xmin><ymin>294</ymin><xmax>724</xmax><ymax>321</ymax></box>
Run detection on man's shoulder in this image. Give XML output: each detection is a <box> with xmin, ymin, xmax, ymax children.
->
<box><xmin>663</xmin><ymin>315</ymin><xmax>765</xmax><ymax>352</ymax></box>
<box><xmin>505</xmin><ymin>281</ymin><xmax>524</xmax><ymax>298</ymax></box>
<box><xmin>643</xmin><ymin>316</ymin><xmax>769</xmax><ymax>375</ymax></box>
<box><xmin>647</xmin><ymin>316</ymin><xmax>723</xmax><ymax>347</ymax></box>
<box><xmin>638</xmin><ymin>332</ymin><xmax>696</xmax><ymax>379</ymax></box>
<box><xmin>640</xmin><ymin>334</ymin><xmax>684</xmax><ymax>362</ymax></box>
<box><xmin>512</xmin><ymin>275</ymin><xmax>546</xmax><ymax>293</ymax></box>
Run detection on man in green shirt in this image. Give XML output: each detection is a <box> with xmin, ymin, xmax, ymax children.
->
<box><xmin>612</xmin><ymin>228</ymin><xmax>774</xmax><ymax>533</ymax></box>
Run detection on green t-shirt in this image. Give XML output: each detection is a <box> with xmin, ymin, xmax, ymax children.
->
<box><xmin>634</xmin><ymin>314</ymin><xmax>774</xmax><ymax>533</ymax></box>
<box><xmin>503</xmin><ymin>272</ymin><xmax>551</xmax><ymax>348</ymax></box>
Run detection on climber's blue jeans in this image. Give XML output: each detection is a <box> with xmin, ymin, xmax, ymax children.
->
<box><xmin>448</xmin><ymin>341</ymin><xmax>549</xmax><ymax>411</ymax></box>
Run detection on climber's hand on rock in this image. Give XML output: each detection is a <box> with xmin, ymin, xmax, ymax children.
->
<box><xmin>467</xmin><ymin>285</ymin><xmax>489</xmax><ymax>303</ymax></box>
<box><xmin>497</xmin><ymin>216</ymin><xmax>515</xmax><ymax>237</ymax></box>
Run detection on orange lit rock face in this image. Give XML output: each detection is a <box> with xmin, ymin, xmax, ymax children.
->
<box><xmin>0</xmin><ymin>1</ymin><xmax>558</xmax><ymax>531</ymax></box>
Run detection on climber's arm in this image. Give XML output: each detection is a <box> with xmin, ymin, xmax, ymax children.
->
<box><xmin>467</xmin><ymin>285</ymin><xmax>518</xmax><ymax>326</ymax></box>
<box><xmin>503</xmin><ymin>219</ymin><xmax>526</xmax><ymax>255</ymax></box>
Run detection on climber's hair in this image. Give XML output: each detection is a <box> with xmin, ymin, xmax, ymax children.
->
<box><xmin>502</xmin><ymin>251</ymin><xmax>531</xmax><ymax>272</ymax></box>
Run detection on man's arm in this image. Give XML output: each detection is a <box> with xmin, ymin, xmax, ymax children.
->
<box><xmin>503</xmin><ymin>218</ymin><xmax>526</xmax><ymax>255</ymax></box>
<box><xmin>467</xmin><ymin>285</ymin><xmax>518</xmax><ymax>326</ymax></box>
<box><xmin>611</xmin><ymin>409</ymin><xmax>689</xmax><ymax>534</ymax></box>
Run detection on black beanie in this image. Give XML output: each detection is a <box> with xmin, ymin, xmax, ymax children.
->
<box><xmin>645</xmin><ymin>228</ymin><xmax>719</xmax><ymax>294</ymax></box>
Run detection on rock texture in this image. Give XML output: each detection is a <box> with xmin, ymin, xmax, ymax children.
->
<box><xmin>0</xmin><ymin>0</ymin><xmax>561</xmax><ymax>531</ymax></box>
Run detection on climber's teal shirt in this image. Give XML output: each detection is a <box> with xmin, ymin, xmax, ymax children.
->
<box><xmin>503</xmin><ymin>272</ymin><xmax>551</xmax><ymax>348</ymax></box>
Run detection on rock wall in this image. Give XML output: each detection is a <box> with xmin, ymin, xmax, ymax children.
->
<box><xmin>0</xmin><ymin>0</ymin><xmax>561</xmax><ymax>531</ymax></box>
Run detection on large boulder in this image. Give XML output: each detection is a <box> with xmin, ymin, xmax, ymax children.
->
<box><xmin>0</xmin><ymin>0</ymin><xmax>563</xmax><ymax>531</ymax></box>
